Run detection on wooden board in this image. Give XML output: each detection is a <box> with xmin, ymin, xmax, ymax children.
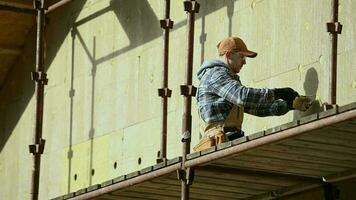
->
<box><xmin>258</xmin><ymin>144</ymin><xmax>356</xmax><ymax>168</ymax></box>
<box><xmin>284</xmin><ymin>139</ymin><xmax>356</xmax><ymax>155</ymax></box>
<box><xmin>214</xmin><ymin>158</ymin><xmax>332</xmax><ymax>177</ymax></box>
<box><xmin>244</xmin><ymin>149</ymin><xmax>356</xmax><ymax>171</ymax></box>
<box><xmin>196</xmin><ymin>166</ymin><xmax>305</xmax><ymax>186</ymax></box>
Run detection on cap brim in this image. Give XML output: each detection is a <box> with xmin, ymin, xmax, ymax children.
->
<box><xmin>240</xmin><ymin>50</ymin><xmax>258</xmax><ymax>58</ymax></box>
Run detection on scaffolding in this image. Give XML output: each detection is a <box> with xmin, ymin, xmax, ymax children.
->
<box><xmin>53</xmin><ymin>104</ymin><xmax>356</xmax><ymax>200</ymax></box>
<box><xmin>1</xmin><ymin>0</ymin><xmax>355</xmax><ymax>200</ymax></box>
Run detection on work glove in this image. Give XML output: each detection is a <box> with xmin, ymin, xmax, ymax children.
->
<box><xmin>293</xmin><ymin>96</ymin><xmax>313</xmax><ymax>111</ymax></box>
<box><xmin>274</xmin><ymin>87</ymin><xmax>299</xmax><ymax>109</ymax></box>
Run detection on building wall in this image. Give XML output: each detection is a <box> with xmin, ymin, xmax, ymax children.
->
<box><xmin>0</xmin><ymin>0</ymin><xmax>355</xmax><ymax>199</ymax></box>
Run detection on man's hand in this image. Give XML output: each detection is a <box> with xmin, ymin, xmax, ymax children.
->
<box><xmin>293</xmin><ymin>96</ymin><xmax>313</xmax><ymax>111</ymax></box>
<box><xmin>274</xmin><ymin>87</ymin><xmax>299</xmax><ymax>108</ymax></box>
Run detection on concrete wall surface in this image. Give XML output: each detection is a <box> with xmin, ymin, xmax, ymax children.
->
<box><xmin>0</xmin><ymin>0</ymin><xmax>355</xmax><ymax>199</ymax></box>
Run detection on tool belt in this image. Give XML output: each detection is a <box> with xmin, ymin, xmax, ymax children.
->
<box><xmin>200</xmin><ymin>105</ymin><xmax>244</xmax><ymax>139</ymax></box>
<box><xmin>194</xmin><ymin>105</ymin><xmax>244</xmax><ymax>152</ymax></box>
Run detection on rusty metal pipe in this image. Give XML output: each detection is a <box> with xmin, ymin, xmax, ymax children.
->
<box><xmin>158</xmin><ymin>0</ymin><xmax>172</xmax><ymax>162</ymax></box>
<box><xmin>30</xmin><ymin>0</ymin><xmax>47</xmax><ymax>200</ymax></box>
<box><xmin>181</xmin><ymin>0</ymin><xmax>198</xmax><ymax>167</ymax></box>
<box><xmin>329</xmin><ymin>0</ymin><xmax>339</xmax><ymax>104</ymax></box>
<box><xmin>184</xmin><ymin>109</ymin><xmax>356</xmax><ymax>168</ymax></box>
<box><xmin>68</xmin><ymin>163</ymin><xmax>181</xmax><ymax>200</ymax></box>
<box><xmin>181</xmin><ymin>1</ymin><xmax>199</xmax><ymax>199</ymax></box>
<box><xmin>45</xmin><ymin>0</ymin><xmax>73</xmax><ymax>14</ymax></box>
<box><xmin>181</xmin><ymin>8</ymin><xmax>194</xmax><ymax>200</ymax></box>
<box><xmin>0</xmin><ymin>1</ymin><xmax>36</xmax><ymax>14</ymax></box>
<box><xmin>160</xmin><ymin>93</ymin><xmax>168</xmax><ymax>161</ymax></box>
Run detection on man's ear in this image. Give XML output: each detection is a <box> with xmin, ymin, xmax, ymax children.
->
<box><xmin>225</xmin><ymin>51</ymin><xmax>232</xmax><ymax>59</ymax></box>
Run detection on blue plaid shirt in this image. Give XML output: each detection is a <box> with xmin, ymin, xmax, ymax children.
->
<box><xmin>197</xmin><ymin>60</ymin><xmax>290</xmax><ymax>123</ymax></box>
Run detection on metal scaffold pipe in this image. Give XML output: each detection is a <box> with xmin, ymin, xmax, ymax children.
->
<box><xmin>327</xmin><ymin>0</ymin><xmax>342</xmax><ymax>104</ymax></box>
<box><xmin>45</xmin><ymin>0</ymin><xmax>73</xmax><ymax>14</ymax></box>
<box><xmin>157</xmin><ymin>0</ymin><xmax>173</xmax><ymax>163</ymax></box>
<box><xmin>181</xmin><ymin>0</ymin><xmax>199</xmax><ymax>199</ymax></box>
<box><xmin>30</xmin><ymin>0</ymin><xmax>48</xmax><ymax>199</ymax></box>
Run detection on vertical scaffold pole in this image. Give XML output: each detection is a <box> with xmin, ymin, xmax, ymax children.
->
<box><xmin>157</xmin><ymin>0</ymin><xmax>173</xmax><ymax>163</ymax></box>
<box><xmin>30</xmin><ymin>0</ymin><xmax>48</xmax><ymax>200</ymax></box>
<box><xmin>180</xmin><ymin>0</ymin><xmax>199</xmax><ymax>199</ymax></box>
<box><xmin>327</xmin><ymin>0</ymin><xmax>342</xmax><ymax>105</ymax></box>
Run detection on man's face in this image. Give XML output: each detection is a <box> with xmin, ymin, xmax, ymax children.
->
<box><xmin>227</xmin><ymin>51</ymin><xmax>246</xmax><ymax>73</ymax></box>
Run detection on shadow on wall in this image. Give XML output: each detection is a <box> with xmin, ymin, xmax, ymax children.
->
<box><xmin>111</xmin><ymin>0</ymin><xmax>161</xmax><ymax>47</ymax></box>
<box><xmin>293</xmin><ymin>67</ymin><xmax>322</xmax><ymax>120</ymax></box>
<box><xmin>69</xmin><ymin>1</ymin><xmax>161</xmax><ymax>189</ymax></box>
<box><xmin>95</xmin><ymin>0</ymin><xmax>238</xmax><ymax>64</ymax></box>
<box><xmin>0</xmin><ymin>0</ymin><xmax>240</xmax><ymax>188</ymax></box>
<box><xmin>0</xmin><ymin>2</ymin><xmax>88</xmax><ymax>198</ymax></box>
<box><xmin>199</xmin><ymin>0</ymin><xmax>236</xmax><ymax>63</ymax></box>
<box><xmin>66</xmin><ymin>0</ymin><xmax>239</xmax><ymax>191</ymax></box>
<box><xmin>0</xmin><ymin>0</ymin><xmax>241</xmax><ymax>167</ymax></box>
<box><xmin>92</xmin><ymin>0</ymin><xmax>161</xmax><ymax>64</ymax></box>
<box><xmin>0</xmin><ymin>0</ymin><xmax>242</xmax><ymax>162</ymax></box>
<box><xmin>0</xmin><ymin>0</ymin><xmax>88</xmax><ymax>181</ymax></box>
<box><xmin>0</xmin><ymin>27</ymin><xmax>37</xmax><ymax>152</ymax></box>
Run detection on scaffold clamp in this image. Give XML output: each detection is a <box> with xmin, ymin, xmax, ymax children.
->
<box><xmin>181</xmin><ymin>131</ymin><xmax>191</xmax><ymax>142</ymax></box>
<box><xmin>184</xmin><ymin>1</ymin><xmax>200</xmax><ymax>13</ymax></box>
<box><xmin>177</xmin><ymin>168</ymin><xmax>195</xmax><ymax>185</ymax></box>
<box><xmin>29</xmin><ymin>139</ymin><xmax>46</xmax><ymax>155</ymax></box>
<box><xmin>31</xmin><ymin>71</ymin><xmax>48</xmax><ymax>85</ymax></box>
<box><xmin>186</xmin><ymin>168</ymin><xmax>195</xmax><ymax>185</ymax></box>
<box><xmin>180</xmin><ymin>85</ymin><xmax>196</xmax><ymax>97</ymax></box>
<box><xmin>177</xmin><ymin>169</ymin><xmax>185</xmax><ymax>181</ymax></box>
<box><xmin>160</xmin><ymin>19</ymin><xmax>174</xmax><ymax>29</ymax></box>
<box><xmin>33</xmin><ymin>0</ymin><xmax>41</xmax><ymax>10</ymax></box>
<box><xmin>158</xmin><ymin>88</ymin><xmax>172</xmax><ymax>98</ymax></box>
<box><xmin>327</xmin><ymin>22</ymin><xmax>343</xmax><ymax>34</ymax></box>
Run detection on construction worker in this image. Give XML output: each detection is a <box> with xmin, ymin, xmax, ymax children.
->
<box><xmin>194</xmin><ymin>36</ymin><xmax>308</xmax><ymax>152</ymax></box>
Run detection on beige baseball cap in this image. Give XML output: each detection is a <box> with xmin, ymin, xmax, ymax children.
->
<box><xmin>217</xmin><ymin>36</ymin><xmax>257</xmax><ymax>58</ymax></box>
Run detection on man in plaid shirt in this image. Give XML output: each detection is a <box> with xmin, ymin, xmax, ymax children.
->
<box><xmin>194</xmin><ymin>36</ymin><xmax>300</xmax><ymax>152</ymax></box>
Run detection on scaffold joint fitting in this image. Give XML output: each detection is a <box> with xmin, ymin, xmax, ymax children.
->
<box><xmin>158</xmin><ymin>88</ymin><xmax>172</xmax><ymax>98</ymax></box>
<box><xmin>181</xmin><ymin>131</ymin><xmax>191</xmax><ymax>142</ymax></box>
<box><xmin>327</xmin><ymin>22</ymin><xmax>343</xmax><ymax>34</ymax></box>
<box><xmin>160</xmin><ymin>19</ymin><xmax>174</xmax><ymax>29</ymax></box>
<box><xmin>184</xmin><ymin>1</ymin><xmax>200</xmax><ymax>13</ymax></box>
<box><xmin>33</xmin><ymin>0</ymin><xmax>41</xmax><ymax>10</ymax></box>
<box><xmin>180</xmin><ymin>85</ymin><xmax>196</xmax><ymax>97</ymax></box>
<box><xmin>29</xmin><ymin>139</ymin><xmax>46</xmax><ymax>155</ymax></box>
<box><xmin>177</xmin><ymin>169</ymin><xmax>185</xmax><ymax>181</ymax></box>
<box><xmin>31</xmin><ymin>71</ymin><xmax>48</xmax><ymax>85</ymax></box>
<box><xmin>186</xmin><ymin>168</ymin><xmax>195</xmax><ymax>185</ymax></box>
